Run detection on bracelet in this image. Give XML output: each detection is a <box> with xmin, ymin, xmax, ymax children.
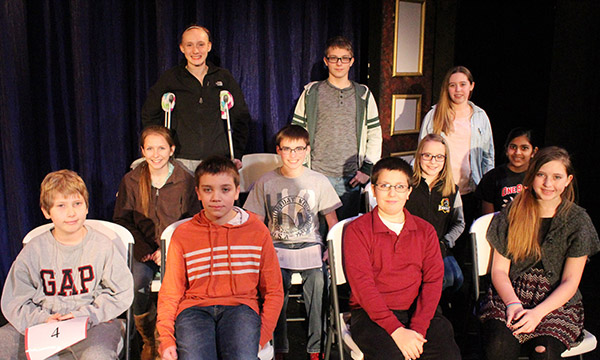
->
<box><xmin>506</xmin><ymin>301</ymin><xmax>522</xmax><ymax>308</ymax></box>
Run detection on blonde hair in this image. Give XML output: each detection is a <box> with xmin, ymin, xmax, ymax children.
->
<box><xmin>413</xmin><ymin>134</ymin><xmax>456</xmax><ymax>197</ymax></box>
<box><xmin>506</xmin><ymin>146</ymin><xmax>575</xmax><ymax>262</ymax></box>
<box><xmin>432</xmin><ymin>66</ymin><xmax>474</xmax><ymax>134</ymax></box>
<box><xmin>139</xmin><ymin>126</ymin><xmax>175</xmax><ymax>217</ymax></box>
<box><xmin>40</xmin><ymin>170</ymin><xmax>89</xmax><ymax>212</ymax></box>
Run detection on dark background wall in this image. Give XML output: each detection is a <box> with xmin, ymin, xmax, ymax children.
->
<box><xmin>447</xmin><ymin>0</ymin><xmax>599</xmax><ymax>230</ymax></box>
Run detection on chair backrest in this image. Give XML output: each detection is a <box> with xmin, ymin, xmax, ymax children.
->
<box><xmin>469</xmin><ymin>212</ymin><xmax>496</xmax><ymax>276</ymax></box>
<box><xmin>239</xmin><ymin>153</ymin><xmax>283</xmax><ymax>192</ymax></box>
<box><xmin>364</xmin><ymin>182</ymin><xmax>377</xmax><ymax>212</ymax></box>
<box><xmin>469</xmin><ymin>212</ymin><xmax>496</xmax><ymax>300</ymax></box>
<box><xmin>327</xmin><ymin>216</ymin><xmax>360</xmax><ymax>286</ymax></box>
<box><xmin>129</xmin><ymin>157</ymin><xmax>146</xmax><ymax>170</ymax></box>
<box><xmin>23</xmin><ymin>220</ymin><xmax>134</xmax><ymax>262</ymax></box>
<box><xmin>22</xmin><ymin>223</ymin><xmax>54</xmax><ymax>244</ymax></box>
<box><xmin>160</xmin><ymin>217</ymin><xmax>192</xmax><ymax>259</ymax></box>
<box><xmin>159</xmin><ymin>217</ymin><xmax>193</xmax><ymax>279</ymax></box>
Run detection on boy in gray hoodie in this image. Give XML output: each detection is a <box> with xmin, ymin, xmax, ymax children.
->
<box><xmin>0</xmin><ymin>170</ymin><xmax>134</xmax><ymax>359</ymax></box>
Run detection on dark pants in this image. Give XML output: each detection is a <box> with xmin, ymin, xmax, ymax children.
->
<box><xmin>274</xmin><ymin>266</ymin><xmax>326</xmax><ymax>354</ymax></box>
<box><xmin>482</xmin><ymin>320</ymin><xmax>566</xmax><ymax>360</ymax></box>
<box><xmin>132</xmin><ymin>259</ymin><xmax>159</xmax><ymax>315</ymax></box>
<box><xmin>326</xmin><ymin>175</ymin><xmax>361</xmax><ymax>220</ymax></box>
<box><xmin>350</xmin><ymin>308</ymin><xmax>461</xmax><ymax>360</ymax></box>
<box><xmin>454</xmin><ymin>192</ymin><xmax>480</xmax><ymax>267</ymax></box>
<box><xmin>174</xmin><ymin>305</ymin><xmax>260</xmax><ymax>360</ymax></box>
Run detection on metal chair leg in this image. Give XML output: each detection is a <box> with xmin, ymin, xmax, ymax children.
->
<box><xmin>327</xmin><ymin>237</ymin><xmax>344</xmax><ymax>360</ymax></box>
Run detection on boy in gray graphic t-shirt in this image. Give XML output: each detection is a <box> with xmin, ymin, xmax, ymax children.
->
<box><xmin>244</xmin><ymin>125</ymin><xmax>341</xmax><ymax>359</ymax></box>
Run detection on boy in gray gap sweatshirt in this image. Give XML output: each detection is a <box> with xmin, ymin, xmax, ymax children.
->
<box><xmin>0</xmin><ymin>170</ymin><xmax>133</xmax><ymax>359</ymax></box>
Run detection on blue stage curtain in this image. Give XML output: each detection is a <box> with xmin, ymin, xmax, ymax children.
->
<box><xmin>0</xmin><ymin>0</ymin><xmax>370</xmax><ymax>284</ymax></box>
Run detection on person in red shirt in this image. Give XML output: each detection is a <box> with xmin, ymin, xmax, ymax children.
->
<box><xmin>343</xmin><ymin>157</ymin><xmax>460</xmax><ymax>360</ymax></box>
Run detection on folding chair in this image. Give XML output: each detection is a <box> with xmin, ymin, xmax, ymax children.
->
<box><xmin>324</xmin><ymin>216</ymin><xmax>362</xmax><ymax>360</ymax></box>
<box><xmin>469</xmin><ymin>213</ymin><xmax>597</xmax><ymax>359</ymax></box>
<box><xmin>238</xmin><ymin>153</ymin><xmax>282</xmax><ymax>193</ymax></box>
<box><xmin>362</xmin><ymin>182</ymin><xmax>377</xmax><ymax>213</ymax></box>
<box><xmin>150</xmin><ymin>217</ymin><xmax>192</xmax><ymax>292</ymax></box>
<box><xmin>23</xmin><ymin>220</ymin><xmax>135</xmax><ymax>360</ymax></box>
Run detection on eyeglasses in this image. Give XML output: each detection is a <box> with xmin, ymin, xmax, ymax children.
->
<box><xmin>326</xmin><ymin>56</ymin><xmax>353</xmax><ymax>64</ymax></box>
<box><xmin>279</xmin><ymin>146</ymin><xmax>307</xmax><ymax>154</ymax></box>
<box><xmin>373</xmin><ymin>183</ymin><xmax>409</xmax><ymax>193</ymax></box>
<box><xmin>421</xmin><ymin>153</ymin><xmax>446</xmax><ymax>162</ymax></box>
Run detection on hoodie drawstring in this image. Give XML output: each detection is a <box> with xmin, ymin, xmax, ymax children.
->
<box><xmin>227</xmin><ymin>227</ymin><xmax>235</xmax><ymax>295</ymax></box>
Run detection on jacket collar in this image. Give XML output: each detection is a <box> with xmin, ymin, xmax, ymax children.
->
<box><xmin>130</xmin><ymin>160</ymin><xmax>187</xmax><ymax>186</ymax></box>
<box><xmin>194</xmin><ymin>207</ymin><xmax>252</xmax><ymax>228</ymax></box>
<box><xmin>178</xmin><ymin>60</ymin><xmax>219</xmax><ymax>75</ymax></box>
<box><xmin>548</xmin><ymin>201</ymin><xmax>579</xmax><ymax>233</ymax></box>
<box><xmin>305</xmin><ymin>80</ymin><xmax>368</xmax><ymax>99</ymax></box>
<box><xmin>430</xmin><ymin>100</ymin><xmax>484</xmax><ymax>115</ymax></box>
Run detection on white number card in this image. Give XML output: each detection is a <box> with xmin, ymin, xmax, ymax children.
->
<box><xmin>25</xmin><ymin>316</ymin><xmax>88</xmax><ymax>360</ymax></box>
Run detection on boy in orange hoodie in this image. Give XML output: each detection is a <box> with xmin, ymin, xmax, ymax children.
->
<box><xmin>157</xmin><ymin>156</ymin><xmax>283</xmax><ymax>360</ymax></box>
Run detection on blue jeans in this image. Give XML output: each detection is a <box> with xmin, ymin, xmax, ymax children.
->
<box><xmin>326</xmin><ymin>175</ymin><xmax>361</xmax><ymax>220</ymax></box>
<box><xmin>175</xmin><ymin>305</ymin><xmax>260</xmax><ymax>360</ymax></box>
<box><xmin>274</xmin><ymin>266</ymin><xmax>326</xmax><ymax>354</ymax></box>
<box><xmin>442</xmin><ymin>256</ymin><xmax>464</xmax><ymax>293</ymax></box>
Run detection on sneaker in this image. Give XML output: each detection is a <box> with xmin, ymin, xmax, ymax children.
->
<box><xmin>309</xmin><ymin>353</ymin><xmax>323</xmax><ymax>360</ymax></box>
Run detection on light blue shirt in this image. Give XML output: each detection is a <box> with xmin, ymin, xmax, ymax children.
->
<box><xmin>419</xmin><ymin>101</ymin><xmax>494</xmax><ymax>188</ymax></box>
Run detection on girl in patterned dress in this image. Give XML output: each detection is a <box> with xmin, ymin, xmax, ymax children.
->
<box><xmin>479</xmin><ymin>146</ymin><xmax>600</xmax><ymax>359</ymax></box>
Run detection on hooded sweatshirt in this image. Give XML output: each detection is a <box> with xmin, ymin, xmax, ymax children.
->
<box><xmin>156</xmin><ymin>208</ymin><xmax>283</xmax><ymax>352</ymax></box>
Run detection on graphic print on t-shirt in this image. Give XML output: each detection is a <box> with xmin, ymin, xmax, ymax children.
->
<box><xmin>501</xmin><ymin>184</ymin><xmax>523</xmax><ymax>207</ymax></box>
<box><xmin>271</xmin><ymin>189</ymin><xmax>316</xmax><ymax>241</ymax></box>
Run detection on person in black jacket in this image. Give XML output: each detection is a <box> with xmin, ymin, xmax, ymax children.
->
<box><xmin>405</xmin><ymin>134</ymin><xmax>465</xmax><ymax>292</ymax></box>
<box><xmin>141</xmin><ymin>25</ymin><xmax>250</xmax><ymax>172</ymax></box>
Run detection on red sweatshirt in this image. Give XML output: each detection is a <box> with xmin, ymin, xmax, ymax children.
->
<box><xmin>343</xmin><ymin>208</ymin><xmax>443</xmax><ymax>337</ymax></box>
<box><xmin>157</xmin><ymin>210</ymin><xmax>283</xmax><ymax>353</ymax></box>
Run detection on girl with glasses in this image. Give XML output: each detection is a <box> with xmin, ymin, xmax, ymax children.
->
<box><xmin>406</xmin><ymin>134</ymin><xmax>465</xmax><ymax>293</ymax></box>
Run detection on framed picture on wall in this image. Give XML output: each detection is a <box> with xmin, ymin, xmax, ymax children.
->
<box><xmin>391</xmin><ymin>150</ymin><xmax>416</xmax><ymax>165</ymax></box>
<box><xmin>390</xmin><ymin>94</ymin><xmax>422</xmax><ymax>135</ymax></box>
<box><xmin>393</xmin><ymin>0</ymin><xmax>426</xmax><ymax>76</ymax></box>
